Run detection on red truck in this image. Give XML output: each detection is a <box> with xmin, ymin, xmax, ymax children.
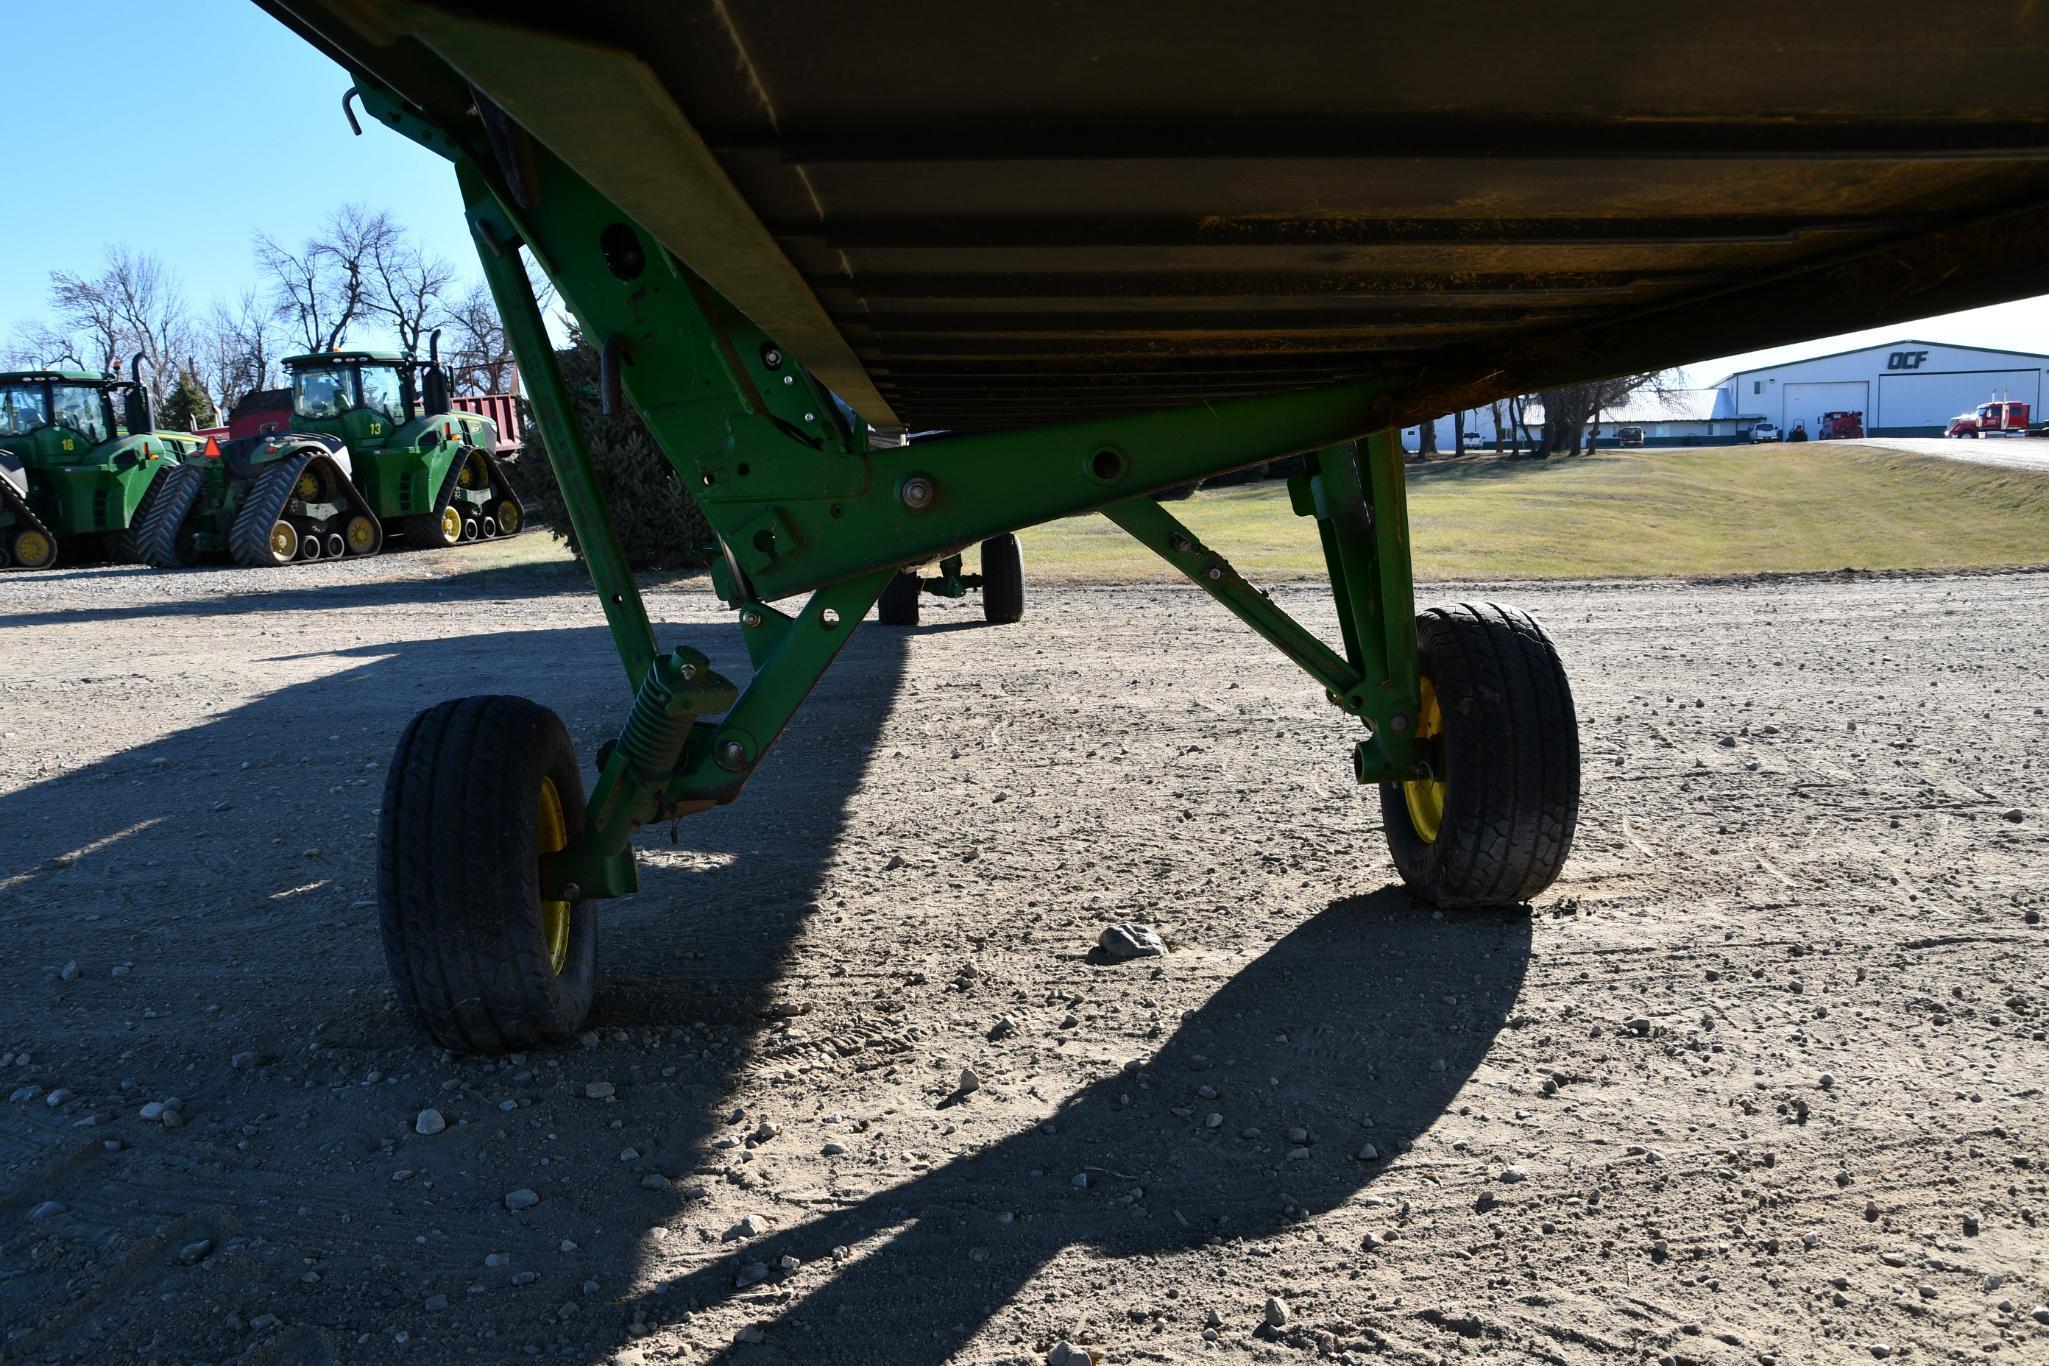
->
<box><xmin>1946</xmin><ymin>400</ymin><xmax>2031</xmax><ymax>437</ymax></box>
<box><xmin>1818</xmin><ymin>410</ymin><xmax>1864</xmax><ymax>440</ymax></box>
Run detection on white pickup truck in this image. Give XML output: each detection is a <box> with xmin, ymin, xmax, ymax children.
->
<box><xmin>1748</xmin><ymin>423</ymin><xmax>1781</xmax><ymax>443</ymax></box>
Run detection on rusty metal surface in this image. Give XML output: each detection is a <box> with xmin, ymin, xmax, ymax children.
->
<box><xmin>266</xmin><ymin>1</ymin><xmax>2049</xmax><ymax>430</ymax></box>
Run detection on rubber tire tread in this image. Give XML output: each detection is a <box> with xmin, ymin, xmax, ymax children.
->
<box><xmin>135</xmin><ymin>462</ymin><xmax>206</xmax><ymax>569</ymax></box>
<box><xmin>1379</xmin><ymin>602</ymin><xmax>1579</xmax><ymax>907</ymax></box>
<box><xmin>377</xmin><ymin>696</ymin><xmax>597</xmax><ymax>1053</ymax></box>
<box><xmin>877</xmin><ymin>570</ymin><xmax>921</xmax><ymax>626</ymax></box>
<box><xmin>980</xmin><ymin>533</ymin><xmax>1025</xmax><ymax>624</ymax></box>
<box><xmin>228</xmin><ymin>452</ymin><xmax>315</xmax><ymax>567</ymax></box>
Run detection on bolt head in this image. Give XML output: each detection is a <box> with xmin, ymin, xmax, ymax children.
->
<box><xmin>782</xmin><ymin>374</ymin><xmax>796</xmax><ymax>385</ymax></box>
<box><xmin>1169</xmin><ymin>534</ymin><xmax>1191</xmax><ymax>553</ymax></box>
<box><xmin>740</xmin><ymin>609</ymin><xmax>763</xmax><ymax>628</ymax></box>
<box><xmin>1205</xmin><ymin>567</ymin><xmax>1223</xmax><ymax>581</ymax></box>
<box><xmin>802</xmin><ymin>412</ymin><xmax>816</xmax><ymax>423</ymax></box>
<box><xmin>899</xmin><ymin>476</ymin><xmax>937</xmax><ymax>511</ymax></box>
<box><xmin>716</xmin><ymin>739</ymin><xmax>749</xmax><ymax>771</ymax></box>
<box><xmin>677</xmin><ymin>663</ymin><xmax>698</xmax><ymax>681</ymax></box>
<box><xmin>561</xmin><ymin>882</ymin><xmax>581</xmax><ymax>901</ymax></box>
<box><xmin>1390</xmin><ymin>714</ymin><xmax>1410</xmax><ymax>732</ymax></box>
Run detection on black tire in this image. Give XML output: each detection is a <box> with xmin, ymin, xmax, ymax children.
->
<box><xmin>378</xmin><ymin>696</ymin><xmax>598</xmax><ymax>1053</ymax></box>
<box><xmin>1379</xmin><ymin>603</ymin><xmax>1579</xmax><ymax>907</ymax></box>
<box><xmin>878</xmin><ymin>569</ymin><xmax>921</xmax><ymax>626</ymax></box>
<box><xmin>136</xmin><ymin>462</ymin><xmax>206</xmax><ymax>569</ymax></box>
<box><xmin>980</xmin><ymin>533</ymin><xmax>1024</xmax><ymax>624</ymax></box>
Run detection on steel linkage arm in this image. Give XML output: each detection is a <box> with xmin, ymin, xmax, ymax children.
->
<box><xmin>1104</xmin><ymin>434</ymin><xmax>1423</xmax><ymax>784</ymax></box>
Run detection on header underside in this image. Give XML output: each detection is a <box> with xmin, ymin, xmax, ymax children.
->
<box><xmin>265</xmin><ymin>1</ymin><xmax>2049</xmax><ymax>432</ymax></box>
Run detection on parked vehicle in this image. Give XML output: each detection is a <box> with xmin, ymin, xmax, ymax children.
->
<box><xmin>1818</xmin><ymin>410</ymin><xmax>1864</xmax><ymax>440</ymax></box>
<box><xmin>1749</xmin><ymin>423</ymin><xmax>1781</xmax><ymax>443</ymax></box>
<box><xmin>1616</xmin><ymin>426</ymin><xmax>1644</xmax><ymax>448</ymax></box>
<box><xmin>1946</xmin><ymin>400</ymin><xmax>2031</xmax><ymax>437</ymax></box>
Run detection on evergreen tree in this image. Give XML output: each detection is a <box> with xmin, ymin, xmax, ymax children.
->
<box><xmin>159</xmin><ymin>369</ymin><xmax>217</xmax><ymax>431</ymax></box>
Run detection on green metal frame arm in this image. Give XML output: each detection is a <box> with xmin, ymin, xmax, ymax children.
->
<box><xmin>1099</xmin><ymin>497</ymin><xmax>1361</xmax><ymax>701</ymax></box>
<box><xmin>463</xmin><ymin>161</ymin><xmax>657</xmax><ymax>692</ymax></box>
<box><xmin>662</xmin><ymin>571</ymin><xmax>895</xmax><ymax>808</ymax></box>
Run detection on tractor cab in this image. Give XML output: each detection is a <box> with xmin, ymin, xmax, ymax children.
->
<box><xmin>0</xmin><ymin>371</ymin><xmax>121</xmax><ymax>464</ymax></box>
<box><xmin>285</xmin><ymin>351</ymin><xmax>427</xmax><ymax>450</ymax></box>
<box><xmin>0</xmin><ymin>363</ymin><xmax>201</xmax><ymax>571</ymax></box>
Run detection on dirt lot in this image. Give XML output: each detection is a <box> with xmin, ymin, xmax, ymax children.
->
<box><xmin>2</xmin><ymin>552</ymin><xmax>2046</xmax><ymax>1366</ymax></box>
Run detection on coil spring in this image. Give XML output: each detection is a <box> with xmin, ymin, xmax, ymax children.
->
<box><xmin>618</xmin><ymin>659</ymin><xmax>696</xmax><ymax>776</ymax></box>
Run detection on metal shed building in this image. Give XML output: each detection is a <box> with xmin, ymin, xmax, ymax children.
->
<box><xmin>1713</xmin><ymin>339</ymin><xmax>2049</xmax><ymax>437</ymax></box>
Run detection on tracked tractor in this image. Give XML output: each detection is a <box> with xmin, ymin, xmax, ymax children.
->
<box><xmin>0</xmin><ymin>361</ymin><xmax>206</xmax><ymax>571</ymax></box>
<box><xmin>140</xmin><ymin>342</ymin><xmax>523</xmax><ymax>567</ymax></box>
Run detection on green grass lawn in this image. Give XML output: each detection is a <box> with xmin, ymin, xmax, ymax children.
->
<box><xmin>1017</xmin><ymin>444</ymin><xmax>2049</xmax><ymax>582</ymax></box>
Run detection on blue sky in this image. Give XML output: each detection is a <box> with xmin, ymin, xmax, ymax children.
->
<box><xmin>3</xmin><ymin>2</ymin><xmax>2044</xmax><ymax>386</ymax></box>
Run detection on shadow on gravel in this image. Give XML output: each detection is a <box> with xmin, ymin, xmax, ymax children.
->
<box><xmin>0</xmin><ymin>604</ymin><xmax>909</xmax><ymax>1362</ymax></box>
<box><xmin>0</xmin><ymin>554</ymin><xmax>710</xmax><ymax>630</ymax></box>
<box><xmin>624</xmin><ymin>894</ymin><xmax>1531</xmax><ymax>1365</ymax></box>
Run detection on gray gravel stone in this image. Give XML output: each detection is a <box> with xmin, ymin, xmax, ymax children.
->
<box><xmin>1098</xmin><ymin>923</ymin><xmax>1166</xmax><ymax>960</ymax></box>
<box><xmin>504</xmin><ymin>1188</ymin><xmax>541</xmax><ymax>1211</ymax></box>
<box><xmin>415</xmin><ymin>1108</ymin><xmax>447</xmax><ymax>1136</ymax></box>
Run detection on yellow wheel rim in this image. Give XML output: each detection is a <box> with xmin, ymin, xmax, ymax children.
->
<box><xmin>1402</xmin><ymin>676</ymin><xmax>1447</xmax><ymax>843</ymax></box>
<box><xmin>269</xmin><ymin>521</ymin><xmax>298</xmax><ymax>561</ymax></box>
<box><xmin>459</xmin><ymin>452</ymin><xmax>489</xmax><ymax>489</ymax></box>
<box><xmin>346</xmin><ymin>515</ymin><xmax>377</xmax><ymax>553</ymax></box>
<box><xmin>295</xmin><ymin>472</ymin><xmax>319</xmax><ymax>500</ymax></box>
<box><xmin>13</xmin><ymin>530</ymin><xmax>54</xmax><ymax>568</ymax></box>
<box><xmin>496</xmin><ymin>500</ymin><xmax>520</xmax><ymax>534</ymax></box>
<box><xmin>439</xmin><ymin>505</ymin><xmax>463</xmax><ymax>543</ymax></box>
<box><xmin>537</xmin><ymin>777</ymin><xmax>571</xmax><ymax>975</ymax></box>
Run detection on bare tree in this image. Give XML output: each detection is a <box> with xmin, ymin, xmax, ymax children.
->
<box><xmin>255</xmin><ymin>204</ymin><xmax>399</xmax><ymax>352</ymax></box>
<box><xmin>1533</xmin><ymin>371</ymin><xmax>1677</xmax><ymax>456</ymax></box>
<box><xmin>195</xmin><ymin>291</ymin><xmax>281</xmax><ymax>416</ymax></box>
<box><xmin>1489</xmin><ymin>399</ymin><xmax>1507</xmax><ymax>455</ymax></box>
<box><xmin>1451</xmin><ymin>408</ymin><xmax>1467</xmax><ymax>456</ymax></box>
<box><xmin>364</xmin><ymin>229</ymin><xmax>455</xmax><ymax>358</ymax></box>
<box><xmin>441</xmin><ymin>281</ymin><xmax>517</xmax><ymax>393</ymax></box>
<box><xmin>45</xmin><ymin>246</ymin><xmax>191</xmax><ymax>406</ymax></box>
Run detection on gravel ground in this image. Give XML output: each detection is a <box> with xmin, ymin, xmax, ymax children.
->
<box><xmin>1</xmin><ymin>551</ymin><xmax>2046</xmax><ymax>1365</ymax></box>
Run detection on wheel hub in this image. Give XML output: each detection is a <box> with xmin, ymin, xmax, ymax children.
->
<box><xmin>268</xmin><ymin>521</ymin><xmax>298</xmax><ymax>562</ymax></box>
<box><xmin>1402</xmin><ymin>676</ymin><xmax>1447</xmax><ymax>843</ymax></box>
<box><xmin>13</xmin><ymin>530</ymin><xmax>54</xmax><ymax>568</ymax></box>
<box><xmin>536</xmin><ymin>777</ymin><xmax>571</xmax><ymax>974</ymax></box>
<box><xmin>440</xmin><ymin>505</ymin><xmax>463</xmax><ymax>543</ymax></box>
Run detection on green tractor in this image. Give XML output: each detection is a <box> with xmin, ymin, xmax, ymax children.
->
<box><xmin>139</xmin><ymin>343</ymin><xmax>524</xmax><ymax>568</ymax></box>
<box><xmin>0</xmin><ymin>361</ymin><xmax>206</xmax><ymax>571</ymax></box>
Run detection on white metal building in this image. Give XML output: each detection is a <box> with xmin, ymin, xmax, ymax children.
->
<box><xmin>1711</xmin><ymin>339</ymin><xmax>2049</xmax><ymax>437</ymax></box>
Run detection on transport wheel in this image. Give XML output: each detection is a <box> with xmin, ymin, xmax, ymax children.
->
<box><xmin>378</xmin><ymin>696</ymin><xmax>596</xmax><ymax>1052</ymax></box>
<box><xmin>1378</xmin><ymin>603</ymin><xmax>1579</xmax><ymax>907</ymax></box>
<box><xmin>877</xmin><ymin>569</ymin><xmax>921</xmax><ymax>625</ymax></box>
<box><xmin>494</xmin><ymin>499</ymin><xmax>522</xmax><ymax>536</ymax></box>
<box><xmin>343</xmin><ymin>513</ymin><xmax>382</xmax><ymax>556</ymax></box>
<box><xmin>299</xmin><ymin>531</ymin><xmax>323</xmax><ymax>561</ymax></box>
<box><xmin>9</xmin><ymin>527</ymin><xmax>58</xmax><ymax>570</ymax></box>
<box><xmin>257</xmin><ymin>520</ymin><xmax>298</xmax><ymax>565</ymax></box>
<box><xmin>462</xmin><ymin>516</ymin><xmax>480</xmax><ymax>542</ymax></box>
<box><xmin>436</xmin><ymin>505</ymin><xmax>463</xmax><ymax>545</ymax></box>
<box><xmin>980</xmin><ymin>533</ymin><xmax>1024</xmax><ymax>624</ymax></box>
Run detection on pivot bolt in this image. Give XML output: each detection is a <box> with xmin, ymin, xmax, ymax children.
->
<box><xmin>677</xmin><ymin>662</ymin><xmax>698</xmax><ymax>681</ymax></box>
<box><xmin>1169</xmin><ymin>533</ymin><xmax>1192</xmax><ymax>553</ymax></box>
<box><xmin>760</xmin><ymin>345</ymin><xmax>783</xmax><ymax>370</ymax></box>
<box><xmin>561</xmin><ymin>882</ymin><xmax>581</xmax><ymax>901</ymax></box>
<box><xmin>1390</xmin><ymin>714</ymin><xmax>1410</xmax><ymax>732</ymax></box>
<box><xmin>740</xmin><ymin>609</ymin><xmax>763</xmax><ymax>628</ymax></box>
<box><xmin>716</xmin><ymin>738</ymin><xmax>749</xmax><ymax>771</ymax></box>
<box><xmin>899</xmin><ymin>475</ymin><xmax>937</xmax><ymax>512</ymax></box>
<box><xmin>1205</xmin><ymin>566</ymin><xmax>1223</xmax><ymax>582</ymax></box>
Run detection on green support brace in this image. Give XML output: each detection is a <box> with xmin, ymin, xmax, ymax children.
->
<box><xmin>465</xmin><ymin>162</ymin><xmax>657</xmax><ymax>693</ymax></box>
<box><xmin>1104</xmin><ymin>434</ymin><xmax>1422</xmax><ymax>785</ymax></box>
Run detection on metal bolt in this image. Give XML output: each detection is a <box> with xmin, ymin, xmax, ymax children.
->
<box><xmin>740</xmin><ymin>609</ymin><xmax>763</xmax><ymax>628</ymax></box>
<box><xmin>782</xmin><ymin>375</ymin><xmax>796</xmax><ymax>385</ymax></box>
<box><xmin>802</xmin><ymin>412</ymin><xmax>816</xmax><ymax>423</ymax></box>
<box><xmin>677</xmin><ymin>662</ymin><xmax>698</xmax><ymax>681</ymax></box>
<box><xmin>1390</xmin><ymin>714</ymin><xmax>1410</xmax><ymax>732</ymax></box>
<box><xmin>899</xmin><ymin>475</ymin><xmax>937</xmax><ymax>511</ymax></box>
<box><xmin>1205</xmin><ymin>566</ymin><xmax>1223</xmax><ymax>582</ymax></box>
<box><xmin>1169</xmin><ymin>534</ymin><xmax>1191</xmax><ymax>553</ymax></box>
<box><xmin>761</xmin><ymin>346</ymin><xmax>782</xmax><ymax>369</ymax></box>
<box><xmin>716</xmin><ymin>739</ymin><xmax>748</xmax><ymax>770</ymax></box>
<box><xmin>561</xmin><ymin>882</ymin><xmax>581</xmax><ymax>901</ymax></box>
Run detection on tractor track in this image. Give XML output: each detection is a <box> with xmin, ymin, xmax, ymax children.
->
<box><xmin>0</xmin><ymin>560</ymin><xmax>2043</xmax><ymax>1364</ymax></box>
